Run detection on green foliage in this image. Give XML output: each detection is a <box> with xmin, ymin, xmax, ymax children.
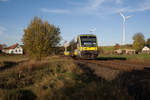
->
<box><xmin>132</xmin><ymin>33</ymin><xmax>145</xmax><ymax>52</ymax></box>
<box><xmin>22</xmin><ymin>17</ymin><xmax>61</xmax><ymax>60</ymax></box>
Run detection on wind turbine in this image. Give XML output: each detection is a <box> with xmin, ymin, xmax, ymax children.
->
<box><xmin>120</xmin><ymin>12</ymin><xmax>132</xmax><ymax>45</ymax></box>
<box><xmin>89</xmin><ymin>28</ymin><xmax>96</xmax><ymax>34</ymax></box>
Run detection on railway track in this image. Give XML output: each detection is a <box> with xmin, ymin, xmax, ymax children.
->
<box><xmin>60</xmin><ymin>56</ymin><xmax>148</xmax><ymax>71</ymax></box>
<box><xmin>60</xmin><ymin>56</ymin><xmax>150</xmax><ymax>80</ymax></box>
<box><xmin>76</xmin><ymin>59</ymin><xmax>145</xmax><ymax>71</ymax></box>
<box><xmin>74</xmin><ymin>59</ymin><xmax>150</xmax><ymax>80</ymax></box>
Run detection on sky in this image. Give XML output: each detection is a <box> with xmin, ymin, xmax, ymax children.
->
<box><xmin>0</xmin><ymin>0</ymin><xmax>150</xmax><ymax>46</ymax></box>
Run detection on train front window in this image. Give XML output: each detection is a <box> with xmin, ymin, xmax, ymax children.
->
<box><xmin>80</xmin><ymin>36</ymin><xmax>97</xmax><ymax>47</ymax></box>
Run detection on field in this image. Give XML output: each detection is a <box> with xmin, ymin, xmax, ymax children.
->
<box><xmin>99</xmin><ymin>54</ymin><xmax>150</xmax><ymax>61</ymax></box>
<box><xmin>100</xmin><ymin>45</ymin><xmax>133</xmax><ymax>54</ymax></box>
<box><xmin>0</xmin><ymin>54</ymin><xmax>28</xmax><ymax>62</ymax></box>
<box><xmin>0</xmin><ymin>55</ymin><xmax>150</xmax><ymax>100</ymax></box>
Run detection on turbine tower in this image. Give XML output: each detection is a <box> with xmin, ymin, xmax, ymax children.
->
<box><xmin>120</xmin><ymin>12</ymin><xmax>132</xmax><ymax>45</ymax></box>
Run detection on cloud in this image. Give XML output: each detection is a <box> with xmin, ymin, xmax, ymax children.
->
<box><xmin>0</xmin><ymin>0</ymin><xmax>8</xmax><ymax>2</ymax></box>
<box><xmin>128</xmin><ymin>0</ymin><xmax>150</xmax><ymax>12</ymax></box>
<box><xmin>42</xmin><ymin>0</ymin><xmax>150</xmax><ymax>16</ymax></box>
<box><xmin>88</xmin><ymin>0</ymin><xmax>150</xmax><ymax>15</ymax></box>
<box><xmin>75</xmin><ymin>0</ymin><xmax>122</xmax><ymax>15</ymax></box>
<box><xmin>0</xmin><ymin>26</ymin><xmax>7</xmax><ymax>35</ymax></box>
<box><xmin>117</xmin><ymin>0</ymin><xmax>150</xmax><ymax>13</ymax></box>
<box><xmin>41</xmin><ymin>0</ymin><xmax>118</xmax><ymax>15</ymax></box>
<box><xmin>115</xmin><ymin>0</ymin><xmax>122</xmax><ymax>4</ymax></box>
<box><xmin>64</xmin><ymin>0</ymin><xmax>85</xmax><ymax>6</ymax></box>
<box><xmin>89</xmin><ymin>0</ymin><xmax>105</xmax><ymax>9</ymax></box>
<box><xmin>40</xmin><ymin>8</ymin><xmax>70</xmax><ymax>14</ymax></box>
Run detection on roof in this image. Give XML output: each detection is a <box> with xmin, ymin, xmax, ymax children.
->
<box><xmin>142</xmin><ymin>46</ymin><xmax>150</xmax><ymax>51</ymax></box>
<box><xmin>78</xmin><ymin>34</ymin><xmax>96</xmax><ymax>36</ymax></box>
<box><xmin>8</xmin><ymin>43</ymin><xmax>19</xmax><ymax>49</ymax></box>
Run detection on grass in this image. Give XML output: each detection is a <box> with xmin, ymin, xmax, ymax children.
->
<box><xmin>99</xmin><ymin>53</ymin><xmax>150</xmax><ymax>61</ymax></box>
<box><xmin>100</xmin><ymin>45</ymin><xmax>150</xmax><ymax>61</ymax></box>
<box><xmin>100</xmin><ymin>46</ymin><xmax>114</xmax><ymax>54</ymax></box>
<box><xmin>0</xmin><ymin>55</ymin><xmax>150</xmax><ymax>100</ymax></box>
<box><xmin>101</xmin><ymin>46</ymin><xmax>114</xmax><ymax>51</ymax></box>
<box><xmin>0</xmin><ymin>56</ymin><xmax>86</xmax><ymax>100</ymax></box>
<box><xmin>0</xmin><ymin>54</ymin><xmax>28</xmax><ymax>71</ymax></box>
<box><xmin>100</xmin><ymin>45</ymin><xmax>133</xmax><ymax>54</ymax></box>
<box><xmin>0</xmin><ymin>54</ymin><xmax>28</xmax><ymax>62</ymax></box>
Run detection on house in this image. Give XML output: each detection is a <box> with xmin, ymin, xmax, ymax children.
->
<box><xmin>2</xmin><ymin>43</ymin><xmax>23</xmax><ymax>54</ymax></box>
<box><xmin>114</xmin><ymin>49</ymin><xmax>136</xmax><ymax>55</ymax></box>
<box><xmin>142</xmin><ymin>46</ymin><xmax>150</xmax><ymax>54</ymax></box>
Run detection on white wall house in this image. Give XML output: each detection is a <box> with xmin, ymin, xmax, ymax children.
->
<box><xmin>2</xmin><ymin>43</ymin><xmax>23</xmax><ymax>54</ymax></box>
<box><xmin>142</xmin><ymin>46</ymin><xmax>150</xmax><ymax>54</ymax></box>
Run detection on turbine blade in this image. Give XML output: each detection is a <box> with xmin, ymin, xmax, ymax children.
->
<box><xmin>126</xmin><ymin>15</ymin><xmax>132</xmax><ymax>19</ymax></box>
<box><xmin>120</xmin><ymin>12</ymin><xmax>125</xmax><ymax>19</ymax></box>
<box><xmin>90</xmin><ymin>28</ymin><xmax>96</xmax><ymax>33</ymax></box>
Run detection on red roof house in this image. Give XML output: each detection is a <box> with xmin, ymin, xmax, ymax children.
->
<box><xmin>2</xmin><ymin>43</ymin><xmax>23</xmax><ymax>54</ymax></box>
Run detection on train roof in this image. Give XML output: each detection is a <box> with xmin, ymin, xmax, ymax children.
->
<box><xmin>78</xmin><ymin>34</ymin><xmax>96</xmax><ymax>37</ymax></box>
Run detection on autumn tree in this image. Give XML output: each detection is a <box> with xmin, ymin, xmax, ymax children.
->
<box><xmin>67</xmin><ymin>39</ymin><xmax>77</xmax><ymax>52</ymax></box>
<box><xmin>132</xmin><ymin>32</ymin><xmax>145</xmax><ymax>52</ymax></box>
<box><xmin>146</xmin><ymin>38</ymin><xmax>150</xmax><ymax>46</ymax></box>
<box><xmin>22</xmin><ymin>17</ymin><xmax>61</xmax><ymax>60</ymax></box>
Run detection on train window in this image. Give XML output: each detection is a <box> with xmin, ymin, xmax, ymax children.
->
<box><xmin>80</xmin><ymin>36</ymin><xmax>97</xmax><ymax>47</ymax></box>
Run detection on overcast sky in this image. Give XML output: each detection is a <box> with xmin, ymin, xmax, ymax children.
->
<box><xmin>0</xmin><ymin>0</ymin><xmax>150</xmax><ymax>46</ymax></box>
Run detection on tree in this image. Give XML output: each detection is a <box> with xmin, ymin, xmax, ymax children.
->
<box><xmin>0</xmin><ymin>45</ymin><xmax>2</xmax><ymax>53</ymax></box>
<box><xmin>114</xmin><ymin>43</ymin><xmax>120</xmax><ymax>50</ymax></box>
<box><xmin>146</xmin><ymin>38</ymin><xmax>150</xmax><ymax>46</ymax></box>
<box><xmin>67</xmin><ymin>39</ymin><xmax>77</xmax><ymax>53</ymax></box>
<box><xmin>22</xmin><ymin>17</ymin><xmax>61</xmax><ymax>60</ymax></box>
<box><xmin>132</xmin><ymin>32</ymin><xmax>145</xmax><ymax>52</ymax></box>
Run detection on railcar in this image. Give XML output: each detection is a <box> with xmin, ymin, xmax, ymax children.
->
<box><xmin>64</xmin><ymin>34</ymin><xmax>98</xmax><ymax>59</ymax></box>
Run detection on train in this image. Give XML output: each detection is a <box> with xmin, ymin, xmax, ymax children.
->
<box><xmin>64</xmin><ymin>34</ymin><xmax>98</xmax><ymax>59</ymax></box>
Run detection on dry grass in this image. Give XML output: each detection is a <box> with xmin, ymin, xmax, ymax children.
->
<box><xmin>0</xmin><ymin>56</ymin><xmax>149</xmax><ymax>100</ymax></box>
<box><xmin>0</xmin><ymin>55</ymin><xmax>28</xmax><ymax>62</ymax></box>
<box><xmin>0</xmin><ymin>62</ymin><xmax>4</xmax><ymax>68</ymax></box>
